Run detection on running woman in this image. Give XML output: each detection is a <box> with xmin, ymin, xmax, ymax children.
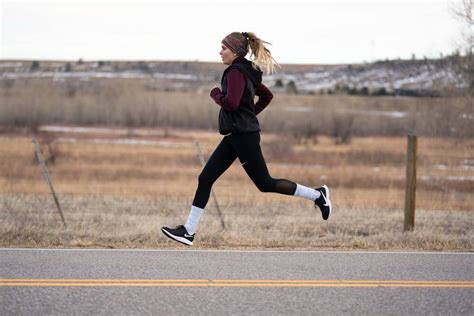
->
<box><xmin>161</xmin><ymin>32</ymin><xmax>332</xmax><ymax>246</ymax></box>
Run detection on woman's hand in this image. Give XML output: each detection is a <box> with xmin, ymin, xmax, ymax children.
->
<box><xmin>210</xmin><ymin>86</ymin><xmax>221</xmax><ymax>97</ymax></box>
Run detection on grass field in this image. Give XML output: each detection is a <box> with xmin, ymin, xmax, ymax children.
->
<box><xmin>1</xmin><ymin>77</ymin><xmax>473</xmax><ymax>138</ymax></box>
<box><xmin>1</xmin><ymin>76</ymin><xmax>472</xmax><ymax>249</ymax></box>
<box><xmin>0</xmin><ymin>127</ymin><xmax>472</xmax><ymax>250</ymax></box>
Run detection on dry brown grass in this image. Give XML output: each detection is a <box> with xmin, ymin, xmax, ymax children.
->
<box><xmin>1</xmin><ymin>194</ymin><xmax>472</xmax><ymax>250</ymax></box>
<box><xmin>1</xmin><ymin>76</ymin><xmax>472</xmax><ymax>250</ymax></box>
<box><xmin>0</xmin><ymin>129</ymin><xmax>472</xmax><ymax>250</ymax></box>
<box><xmin>1</xmin><ymin>77</ymin><xmax>473</xmax><ymax>138</ymax></box>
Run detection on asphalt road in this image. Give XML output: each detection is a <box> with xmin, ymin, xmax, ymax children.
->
<box><xmin>1</xmin><ymin>249</ymin><xmax>473</xmax><ymax>315</ymax></box>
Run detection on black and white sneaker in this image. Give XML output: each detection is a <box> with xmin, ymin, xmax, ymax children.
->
<box><xmin>314</xmin><ymin>185</ymin><xmax>332</xmax><ymax>220</ymax></box>
<box><xmin>161</xmin><ymin>225</ymin><xmax>194</xmax><ymax>246</ymax></box>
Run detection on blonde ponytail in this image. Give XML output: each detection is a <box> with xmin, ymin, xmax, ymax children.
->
<box><xmin>246</xmin><ymin>32</ymin><xmax>280</xmax><ymax>75</ymax></box>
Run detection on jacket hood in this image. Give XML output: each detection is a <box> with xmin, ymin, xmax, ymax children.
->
<box><xmin>230</xmin><ymin>57</ymin><xmax>262</xmax><ymax>87</ymax></box>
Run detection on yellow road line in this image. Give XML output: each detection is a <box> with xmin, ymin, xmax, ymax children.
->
<box><xmin>1</xmin><ymin>279</ymin><xmax>473</xmax><ymax>288</ymax></box>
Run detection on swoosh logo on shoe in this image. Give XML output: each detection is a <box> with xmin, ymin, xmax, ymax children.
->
<box><xmin>321</xmin><ymin>192</ymin><xmax>330</xmax><ymax>206</ymax></box>
<box><xmin>184</xmin><ymin>233</ymin><xmax>194</xmax><ymax>238</ymax></box>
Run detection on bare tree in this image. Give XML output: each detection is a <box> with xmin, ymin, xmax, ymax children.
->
<box><xmin>451</xmin><ymin>0</ymin><xmax>473</xmax><ymax>24</ymax></box>
<box><xmin>449</xmin><ymin>0</ymin><xmax>473</xmax><ymax>94</ymax></box>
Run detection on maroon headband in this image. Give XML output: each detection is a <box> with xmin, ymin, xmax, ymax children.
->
<box><xmin>222</xmin><ymin>32</ymin><xmax>248</xmax><ymax>57</ymax></box>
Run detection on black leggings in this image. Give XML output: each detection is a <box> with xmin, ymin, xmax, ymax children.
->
<box><xmin>192</xmin><ymin>132</ymin><xmax>297</xmax><ymax>208</ymax></box>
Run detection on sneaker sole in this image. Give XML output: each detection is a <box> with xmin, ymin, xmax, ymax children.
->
<box><xmin>161</xmin><ymin>228</ymin><xmax>193</xmax><ymax>246</ymax></box>
<box><xmin>322</xmin><ymin>185</ymin><xmax>332</xmax><ymax>220</ymax></box>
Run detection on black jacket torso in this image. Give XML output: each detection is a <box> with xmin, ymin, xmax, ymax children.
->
<box><xmin>218</xmin><ymin>58</ymin><xmax>263</xmax><ymax>135</ymax></box>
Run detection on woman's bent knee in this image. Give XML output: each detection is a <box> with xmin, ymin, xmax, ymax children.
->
<box><xmin>255</xmin><ymin>179</ymin><xmax>276</xmax><ymax>193</ymax></box>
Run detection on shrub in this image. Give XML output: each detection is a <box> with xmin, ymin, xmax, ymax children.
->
<box><xmin>31</xmin><ymin>61</ymin><xmax>40</xmax><ymax>71</ymax></box>
<box><xmin>331</xmin><ymin>114</ymin><xmax>354</xmax><ymax>144</ymax></box>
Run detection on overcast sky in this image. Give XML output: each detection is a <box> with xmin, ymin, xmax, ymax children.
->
<box><xmin>0</xmin><ymin>0</ymin><xmax>467</xmax><ymax>64</ymax></box>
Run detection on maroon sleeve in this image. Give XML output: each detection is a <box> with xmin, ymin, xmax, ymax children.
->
<box><xmin>210</xmin><ymin>69</ymin><xmax>245</xmax><ymax>111</ymax></box>
<box><xmin>254</xmin><ymin>83</ymin><xmax>273</xmax><ymax>115</ymax></box>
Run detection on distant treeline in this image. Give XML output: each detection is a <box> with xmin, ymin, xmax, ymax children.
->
<box><xmin>327</xmin><ymin>86</ymin><xmax>442</xmax><ymax>98</ymax></box>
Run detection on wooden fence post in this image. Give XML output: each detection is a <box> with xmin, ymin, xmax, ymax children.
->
<box><xmin>194</xmin><ymin>140</ymin><xmax>226</xmax><ymax>230</ymax></box>
<box><xmin>404</xmin><ymin>135</ymin><xmax>417</xmax><ymax>231</ymax></box>
<box><xmin>32</xmin><ymin>137</ymin><xmax>67</xmax><ymax>229</ymax></box>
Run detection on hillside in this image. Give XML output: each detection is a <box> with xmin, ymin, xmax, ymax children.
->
<box><xmin>0</xmin><ymin>57</ymin><xmax>469</xmax><ymax>97</ymax></box>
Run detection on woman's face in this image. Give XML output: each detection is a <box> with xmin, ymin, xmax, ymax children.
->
<box><xmin>220</xmin><ymin>44</ymin><xmax>237</xmax><ymax>65</ymax></box>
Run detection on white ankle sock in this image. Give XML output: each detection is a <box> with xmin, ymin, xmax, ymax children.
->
<box><xmin>294</xmin><ymin>184</ymin><xmax>321</xmax><ymax>201</ymax></box>
<box><xmin>184</xmin><ymin>205</ymin><xmax>204</xmax><ymax>235</ymax></box>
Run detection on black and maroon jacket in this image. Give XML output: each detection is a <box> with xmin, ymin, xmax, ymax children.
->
<box><xmin>210</xmin><ymin>57</ymin><xmax>273</xmax><ymax>135</ymax></box>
